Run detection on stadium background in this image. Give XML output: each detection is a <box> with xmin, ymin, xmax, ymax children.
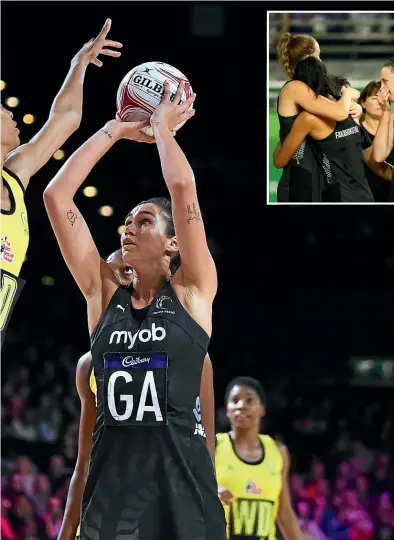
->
<box><xmin>1</xmin><ymin>5</ymin><xmax>394</xmax><ymax>539</ymax></box>
<box><xmin>268</xmin><ymin>12</ymin><xmax>394</xmax><ymax>203</ymax></box>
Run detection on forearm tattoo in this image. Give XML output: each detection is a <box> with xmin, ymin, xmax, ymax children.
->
<box><xmin>186</xmin><ymin>203</ymin><xmax>202</xmax><ymax>225</ymax></box>
<box><xmin>67</xmin><ymin>210</ymin><xmax>77</xmax><ymax>226</ymax></box>
<box><xmin>101</xmin><ymin>129</ymin><xmax>113</xmax><ymax>139</ymax></box>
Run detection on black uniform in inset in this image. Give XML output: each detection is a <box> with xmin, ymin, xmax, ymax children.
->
<box><xmin>359</xmin><ymin>124</ymin><xmax>391</xmax><ymax>202</ymax></box>
<box><xmin>81</xmin><ymin>280</ymin><xmax>226</xmax><ymax>540</ymax></box>
<box><xmin>276</xmin><ymin>85</ymin><xmax>324</xmax><ymax>202</ymax></box>
<box><xmin>308</xmin><ymin>117</ymin><xmax>374</xmax><ymax>202</ymax></box>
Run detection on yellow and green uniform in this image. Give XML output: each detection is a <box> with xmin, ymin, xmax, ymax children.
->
<box><xmin>0</xmin><ymin>167</ymin><xmax>29</xmax><ymax>344</ymax></box>
<box><xmin>216</xmin><ymin>433</ymin><xmax>283</xmax><ymax>540</ymax></box>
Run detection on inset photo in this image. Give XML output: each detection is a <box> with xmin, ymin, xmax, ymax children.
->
<box><xmin>268</xmin><ymin>11</ymin><xmax>394</xmax><ymax>204</ymax></box>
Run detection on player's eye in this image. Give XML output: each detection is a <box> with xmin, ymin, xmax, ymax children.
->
<box><xmin>141</xmin><ymin>219</ymin><xmax>149</xmax><ymax>225</ymax></box>
<box><xmin>123</xmin><ymin>267</ymin><xmax>133</xmax><ymax>274</ymax></box>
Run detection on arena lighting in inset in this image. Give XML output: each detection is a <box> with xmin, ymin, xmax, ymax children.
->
<box><xmin>5</xmin><ymin>96</ymin><xmax>19</xmax><ymax>107</ymax></box>
<box><xmin>83</xmin><ymin>186</ymin><xmax>98</xmax><ymax>198</ymax></box>
<box><xmin>41</xmin><ymin>275</ymin><xmax>55</xmax><ymax>286</ymax></box>
<box><xmin>0</xmin><ymin>80</ymin><xmax>6</xmax><ymax>90</ymax></box>
<box><xmin>118</xmin><ymin>225</ymin><xmax>126</xmax><ymax>235</ymax></box>
<box><xmin>53</xmin><ymin>149</ymin><xmax>65</xmax><ymax>160</ymax></box>
<box><xmin>99</xmin><ymin>205</ymin><xmax>114</xmax><ymax>217</ymax></box>
<box><xmin>23</xmin><ymin>114</ymin><xmax>35</xmax><ymax>124</ymax></box>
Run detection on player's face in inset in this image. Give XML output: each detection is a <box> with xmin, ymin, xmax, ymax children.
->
<box><xmin>227</xmin><ymin>385</ymin><xmax>265</xmax><ymax>431</ymax></box>
<box><xmin>121</xmin><ymin>203</ymin><xmax>177</xmax><ymax>268</ymax></box>
<box><xmin>362</xmin><ymin>91</ymin><xmax>383</xmax><ymax>119</ymax></box>
<box><xmin>380</xmin><ymin>67</ymin><xmax>394</xmax><ymax>100</ymax></box>
<box><xmin>1</xmin><ymin>105</ymin><xmax>20</xmax><ymax>151</ymax></box>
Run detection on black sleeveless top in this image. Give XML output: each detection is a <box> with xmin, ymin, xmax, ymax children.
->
<box><xmin>276</xmin><ymin>83</ymin><xmax>323</xmax><ymax>202</ymax></box>
<box><xmin>359</xmin><ymin>124</ymin><xmax>391</xmax><ymax>202</ymax></box>
<box><xmin>309</xmin><ymin>117</ymin><xmax>374</xmax><ymax>202</ymax></box>
<box><xmin>80</xmin><ymin>280</ymin><xmax>226</xmax><ymax>540</ymax></box>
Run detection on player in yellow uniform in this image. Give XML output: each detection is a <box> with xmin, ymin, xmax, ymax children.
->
<box><xmin>216</xmin><ymin>377</ymin><xmax>304</xmax><ymax>540</ymax></box>
<box><xmin>0</xmin><ymin>18</ymin><xmax>122</xmax><ymax>345</ymax></box>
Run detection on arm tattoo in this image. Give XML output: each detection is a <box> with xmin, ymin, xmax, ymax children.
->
<box><xmin>186</xmin><ymin>203</ymin><xmax>202</xmax><ymax>225</ymax></box>
<box><xmin>67</xmin><ymin>210</ymin><xmax>77</xmax><ymax>226</ymax></box>
<box><xmin>101</xmin><ymin>129</ymin><xmax>113</xmax><ymax>139</ymax></box>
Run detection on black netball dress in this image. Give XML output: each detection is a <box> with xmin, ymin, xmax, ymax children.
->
<box><xmin>80</xmin><ymin>280</ymin><xmax>226</xmax><ymax>540</ymax></box>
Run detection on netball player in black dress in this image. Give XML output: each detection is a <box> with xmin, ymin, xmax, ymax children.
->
<box><xmin>273</xmin><ymin>58</ymin><xmax>392</xmax><ymax>202</ymax></box>
<box><xmin>44</xmin><ymin>81</ymin><xmax>226</xmax><ymax>540</ymax></box>
<box><xmin>275</xmin><ymin>32</ymin><xmax>355</xmax><ymax>201</ymax></box>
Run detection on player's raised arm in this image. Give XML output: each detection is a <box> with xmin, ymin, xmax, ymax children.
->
<box><xmin>373</xmin><ymin>84</ymin><xmax>394</xmax><ymax>163</ymax></box>
<box><xmin>43</xmin><ymin>119</ymin><xmax>150</xmax><ymax>300</ymax></box>
<box><xmin>4</xmin><ymin>19</ymin><xmax>122</xmax><ymax>188</ymax></box>
<box><xmin>151</xmin><ymin>81</ymin><xmax>217</xmax><ymax>301</ymax></box>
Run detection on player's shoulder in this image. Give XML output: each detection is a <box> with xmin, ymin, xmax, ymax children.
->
<box><xmin>284</xmin><ymin>79</ymin><xmax>311</xmax><ymax>95</ymax></box>
<box><xmin>261</xmin><ymin>434</ymin><xmax>288</xmax><ymax>458</ymax></box>
<box><xmin>77</xmin><ymin>351</ymin><xmax>93</xmax><ymax>370</ymax></box>
<box><xmin>2</xmin><ymin>165</ymin><xmax>25</xmax><ymax>192</ymax></box>
<box><xmin>215</xmin><ymin>432</ymin><xmax>230</xmax><ymax>447</ymax></box>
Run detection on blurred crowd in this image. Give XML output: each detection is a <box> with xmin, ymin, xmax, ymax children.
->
<box><xmin>269</xmin><ymin>12</ymin><xmax>394</xmax><ymax>48</ymax></box>
<box><xmin>2</xmin><ymin>330</ymin><xmax>394</xmax><ymax>539</ymax></box>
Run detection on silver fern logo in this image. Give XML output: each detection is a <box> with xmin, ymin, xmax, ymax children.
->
<box><xmin>292</xmin><ymin>141</ymin><xmax>306</xmax><ymax>165</ymax></box>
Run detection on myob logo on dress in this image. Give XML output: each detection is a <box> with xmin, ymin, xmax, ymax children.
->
<box><xmin>109</xmin><ymin>323</ymin><xmax>166</xmax><ymax>349</ymax></box>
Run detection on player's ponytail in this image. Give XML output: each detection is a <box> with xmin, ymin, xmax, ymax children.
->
<box><xmin>277</xmin><ymin>33</ymin><xmax>292</xmax><ymax>78</ymax></box>
<box><xmin>277</xmin><ymin>32</ymin><xmax>317</xmax><ymax>79</ymax></box>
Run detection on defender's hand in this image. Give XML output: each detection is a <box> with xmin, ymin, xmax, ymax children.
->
<box><xmin>72</xmin><ymin>18</ymin><xmax>123</xmax><ymax>68</ymax></box>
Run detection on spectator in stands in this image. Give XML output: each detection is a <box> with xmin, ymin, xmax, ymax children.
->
<box><xmin>48</xmin><ymin>455</ymin><xmax>67</xmax><ymax>493</ymax></box>
<box><xmin>8</xmin><ymin>493</ymin><xmax>47</xmax><ymax>539</ymax></box>
<box><xmin>326</xmin><ymin>508</ymin><xmax>351</xmax><ymax>540</ymax></box>
<box><xmin>2</xmin><ymin>473</ymin><xmax>24</xmax><ymax>503</ymax></box>
<box><xmin>1</xmin><ymin>498</ymin><xmax>16</xmax><ymax>540</ymax></box>
<box><xmin>42</xmin><ymin>497</ymin><xmax>63</xmax><ymax>540</ymax></box>
<box><xmin>291</xmin><ymin>472</ymin><xmax>308</xmax><ymax>502</ymax></box>
<box><xmin>296</xmin><ymin>500</ymin><xmax>327</xmax><ymax>539</ymax></box>
<box><xmin>314</xmin><ymin>495</ymin><xmax>335</xmax><ymax>535</ymax></box>
<box><xmin>15</xmin><ymin>456</ymin><xmax>36</xmax><ymax>499</ymax></box>
<box><xmin>33</xmin><ymin>474</ymin><xmax>52</xmax><ymax>514</ymax></box>
<box><xmin>9</xmin><ymin>409</ymin><xmax>39</xmax><ymax>442</ymax></box>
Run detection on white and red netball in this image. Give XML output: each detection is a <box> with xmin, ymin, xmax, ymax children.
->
<box><xmin>116</xmin><ymin>61</ymin><xmax>193</xmax><ymax>136</ymax></box>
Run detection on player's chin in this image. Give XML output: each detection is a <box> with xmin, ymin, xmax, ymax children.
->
<box><xmin>232</xmin><ymin>415</ymin><xmax>251</xmax><ymax>429</ymax></box>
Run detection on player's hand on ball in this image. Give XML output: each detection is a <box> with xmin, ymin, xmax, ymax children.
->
<box><xmin>104</xmin><ymin>119</ymin><xmax>156</xmax><ymax>143</ymax></box>
<box><xmin>218</xmin><ymin>487</ymin><xmax>234</xmax><ymax>506</ymax></box>
<box><xmin>151</xmin><ymin>81</ymin><xmax>196</xmax><ymax>131</ymax></box>
<box><xmin>72</xmin><ymin>18</ymin><xmax>123</xmax><ymax>68</ymax></box>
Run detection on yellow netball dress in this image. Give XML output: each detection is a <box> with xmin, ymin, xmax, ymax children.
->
<box><xmin>0</xmin><ymin>167</ymin><xmax>29</xmax><ymax>344</ymax></box>
<box><xmin>216</xmin><ymin>433</ymin><xmax>283</xmax><ymax>540</ymax></box>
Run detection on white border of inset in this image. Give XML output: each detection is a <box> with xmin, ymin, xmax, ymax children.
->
<box><xmin>267</xmin><ymin>10</ymin><xmax>394</xmax><ymax>206</ymax></box>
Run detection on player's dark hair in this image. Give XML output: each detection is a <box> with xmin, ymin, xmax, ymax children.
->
<box><xmin>127</xmin><ymin>197</ymin><xmax>181</xmax><ymax>275</ymax></box>
<box><xmin>293</xmin><ymin>57</ymin><xmax>339</xmax><ymax>99</ymax></box>
<box><xmin>330</xmin><ymin>74</ymin><xmax>351</xmax><ymax>98</ymax></box>
<box><xmin>225</xmin><ymin>376</ymin><xmax>267</xmax><ymax>407</ymax></box>
<box><xmin>383</xmin><ymin>57</ymin><xmax>394</xmax><ymax>73</ymax></box>
<box><xmin>359</xmin><ymin>80</ymin><xmax>381</xmax><ymax>110</ymax></box>
<box><xmin>277</xmin><ymin>32</ymin><xmax>317</xmax><ymax>78</ymax></box>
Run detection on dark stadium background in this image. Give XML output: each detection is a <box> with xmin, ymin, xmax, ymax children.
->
<box><xmin>1</xmin><ymin>5</ymin><xmax>394</xmax><ymax>538</ymax></box>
